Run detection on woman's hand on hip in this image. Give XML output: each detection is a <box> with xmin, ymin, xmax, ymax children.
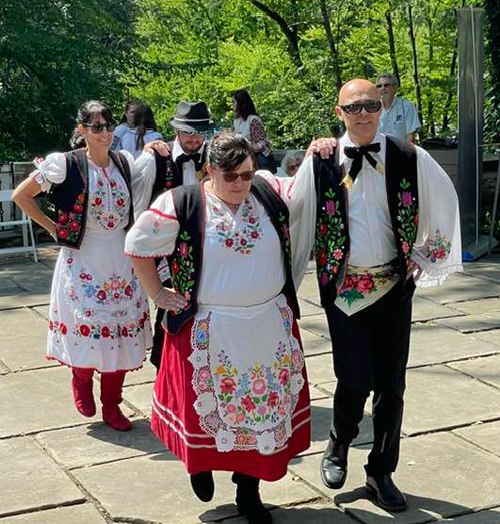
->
<box><xmin>154</xmin><ymin>287</ymin><xmax>189</xmax><ymax>312</ymax></box>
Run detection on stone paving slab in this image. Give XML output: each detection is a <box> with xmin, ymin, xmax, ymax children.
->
<box><xmin>0</xmin><ymin>367</ymin><xmax>132</xmax><ymax>438</ymax></box>
<box><xmin>0</xmin><ymin>334</ymin><xmax>56</xmax><ymax>372</ymax></box>
<box><xmin>298</xmin><ymin>298</ymin><xmax>325</xmax><ymax>317</ymax></box>
<box><xmin>462</xmin><ymin>262</ymin><xmax>500</xmax><ymax>282</ymax></box>
<box><xmin>412</xmin><ymin>296</ymin><xmax>464</xmax><ymax>322</ymax></box>
<box><xmin>297</xmin><ymin>397</ymin><xmax>373</xmax><ymax>457</ymax></box>
<box><xmin>408</xmin><ymin>325</ymin><xmax>500</xmax><ymax>368</ymax></box>
<box><xmin>448</xmin><ymin>354</ymin><xmax>500</xmax><ymax>390</ymax></box>
<box><xmin>401</xmin><ymin>365</ymin><xmax>500</xmax><ymax>435</ymax></box>
<box><xmin>290</xmin><ymin>433</ymin><xmax>500</xmax><ymax>524</ymax></box>
<box><xmin>298</xmin><ymin>314</ymin><xmax>330</xmax><ymax>340</ymax></box>
<box><xmin>0</xmin><ymin>308</ymin><xmax>47</xmax><ymax>338</ymax></box>
<box><xmin>415</xmin><ymin>273</ymin><xmax>500</xmax><ymax>304</ymax></box>
<box><xmin>300</xmin><ymin>328</ymin><xmax>332</xmax><ymax>356</ymax></box>
<box><xmin>35</xmin><ymin>418</ymin><xmax>164</xmax><ymax>470</ymax></box>
<box><xmin>0</xmin><ymin>293</ymin><xmax>50</xmax><ymax>311</ymax></box>
<box><xmin>73</xmin><ymin>454</ymin><xmax>319</xmax><ymax>524</ymax></box>
<box><xmin>297</xmin><ymin>274</ymin><xmax>321</xmax><ymax>305</ymax></box>
<box><xmin>122</xmin><ymin>382</ymin><xmax>153</xmax><ymax>417</ymax></box>
<box><xmin>30</xmin><ymin>305</ymin><xmax>50</xmax><ymax>320</ymax></box>
<box><xmin>451</xmin><ymin>297</ymin><xmax>500</xmax><ymax>315</ymax></box>
<box><xmin>215</xmin><ymin>504</ymin><xmax>358</xmax><ymax>523</ymax></box>
<box><xmin>0</xmin><ymin>437</ymin><xmax>85</xmax><ymax>518</ymax></box>
<box><xmin>454</xmin><ymin>420</ymin><xmax>500</xmax><ymax>458</ymax></box>
<box><xmin>123</xmin><ymin>361</ymin><xmax>157</xmax><ymax>386</ymax></box>
<box><xmin>472</xmin><ymin>329</ymin><xmax>500</xmax><ymax>348</ymax></box>
<box><xmin>0</xmin><ymin>504</ymin><xmax>107</xmax><ymax>524</ymax></box>
<box><xmin>305</xmin><ymin>353</ymin><xmax>335</xmax><ymax>386</ymax></box>
<box><xmin>440</xmin><ymin>508</ymin><xmax>500</xmax><ymax>523</ymax></box>
<box><xmin>438</xmin><ymin>311</ymin><xmax>500</xmax><ymax>333</ymax></box>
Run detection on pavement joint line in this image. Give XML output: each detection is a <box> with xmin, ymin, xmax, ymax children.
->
<box><xmin>0</xmin><ymin>499</ymin><xmax>88</xmax><ymax>520</ymax></box>
<box><xmin>443</xmin><ymin>362</ymin><xmax>500</xmax><ymax>393</ymax></box>
<box><xmin>402</xmin><ymin>415</ymin><xmax>500</xmax><ymax>438</ymax></box>
<box><xmin>28</xmin><ymin>305</ymin><xmax>50</xmax><ymax>321</ymax></box>
<box><xmin>452</xmin><ymin>430</ymin><xmax>500</xmax><ymax>461</ymax></box>
<box><xmin>31</xmin><ymin>434</ymin><xmax>116</xmax><ymax>524</ymax></box>
<box><xmin>65</xmin><ymin>449</ymin><xmax>167</xmax><ymax>472</ymax></box>
<box><xmin>406</xmin><ymin>350</ymin><xmax>500</xmax><ymax>370</ymax></box>
<box><xmin>313</xmin><ymin>384</ymin><xmax>334</xmax><ymax>397</ymax></box>
<box><xmin>0</xmin><ymin>420</ymin><xmax>104</xmax><ymax>441</ymax></box>
<box><xmin>0</xmin><ymin>358</ymin><xmax>11</xmax><ymax>374</ymax></box>
<box><xmin>0</xmin><ymin>301</ymin><xmax>50</xmax><ymax>312</ymax></box>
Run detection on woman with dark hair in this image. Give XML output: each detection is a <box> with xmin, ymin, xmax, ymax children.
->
<box><xmin>232</xmin><ymin>90</ymin><xmax>276</xmax><ymax>173</ymax></box>
<box><xmin>125</xmin><ymin>132</ymin><xmax>317</xmax><ymax>523</ymax></box>
<box><xmin>12</xmin><ymin>100</ymin><xmax>157</xmax><ymax>432</ymax></box>
<box><xmin>113</xmin><ymin>101</ymin><xmax>163</xmax><ymax>158</ymax></box>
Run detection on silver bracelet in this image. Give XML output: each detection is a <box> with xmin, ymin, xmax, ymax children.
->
<box><xmin>152</xmin><ymin>287</ymin><xmax>164</xmax><ymax>304</ymax></box>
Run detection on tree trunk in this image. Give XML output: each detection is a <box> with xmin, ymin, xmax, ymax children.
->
<box><xmin>385</xmin><ymin>10</ymin><xmax>400</xmax><ymax>85</ymax></box>
<box><xmin>318</xmin><ymin>0</ymin><xmax>342</xmax><ymax>91</ymax></box>
<box><xmin>441</xmin><ymin>42</ymin><xmax>457</xmax><ymax>133</ymax></box>
<box><xmin>425</xmin><ymin>7</ymin><xmax>437</xmax><ymax>136</ymax></box>
<box><xmin>407</xmin><ymin>4</ymin><xmax>424</xmax><ymax>137</ymax></box>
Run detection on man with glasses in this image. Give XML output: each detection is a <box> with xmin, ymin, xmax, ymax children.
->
<box><xmin>376</xmin><ymin>73</ymin><xmax>421</xmax><ymax>143</ymax></box>
<box><xmin>306</xmin><ymin>79</ymin><xmax>461</xmax><ymax>512</ymax></box>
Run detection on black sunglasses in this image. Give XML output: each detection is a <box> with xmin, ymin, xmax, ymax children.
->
<box><xmin>376</xmin><ymin>82</ymin><xmax>394</xmax><ymax>89</ymax></box>
<box><xmin>82</xmin><ymin>122</ymin><xmax>116</xmax><ymax>134</ymax></box>
<box><xmin>340</xmin><ymin>100</ymin><xmax>382</xmax><ymax>115</ymax></box>
<box><xmin>221</xmin><ymin>170</ymin><xmax>255</xmax><ymax>183</ymax></box>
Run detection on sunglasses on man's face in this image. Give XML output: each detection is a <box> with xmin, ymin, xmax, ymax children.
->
<box><xmin>340</xmin><ymin>100</ymin><xmax>382</xmax><ymax>115</ymax></box>
<box><xmin>221</xmin><ymin>170</ymin><xmax>255</xmax><ymax>183</ymax></box>
<box><xmin>83</xmin><ymin>122</ymin><xmax>116</xmax><ymax>134</ymax></box>
<box><xmin>376</xmin><ymin>82</ymin><xmax>394</xmax><ymax>89</ymax></box>
<box><xmin>180</xmin><ymin>130</ymin><xmax>206</xmax><ymax>137</ymax></box>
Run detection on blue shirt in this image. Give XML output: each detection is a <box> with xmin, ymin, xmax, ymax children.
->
<box><xmin>378</xmin><ymin>98</ymin><xmax>421</xmax><ymax>140</ymax></box>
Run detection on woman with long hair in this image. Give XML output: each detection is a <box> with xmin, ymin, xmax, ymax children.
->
<box><xmin>12</xmin><ymin>100</ymin><xmax>156</xmax><ymax>431</ymax></box>
<box><xmin>232</xmin><ymin>90</ymin><xmax>276</xmax><ymax>173</ymax></box>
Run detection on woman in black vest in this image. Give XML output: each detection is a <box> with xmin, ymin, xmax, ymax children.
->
<box><xmin>12</xmin><ymin>100</ymin><xmax>158</xmax><ymax>432</ymax></box>
<box><xmin>125</xmin><ymin>133</ymin><xmax>316</xmax><ymax>524</ymax></box>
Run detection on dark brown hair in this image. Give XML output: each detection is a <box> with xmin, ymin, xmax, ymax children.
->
<box><xmin>207</xmin><ymin>132</ymin><xmax>256</xmax><ymax>171</ymax></box>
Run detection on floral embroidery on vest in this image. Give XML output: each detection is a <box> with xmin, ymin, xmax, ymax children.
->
<box><xmin>315</xmin><ymin>188</ymin><xmax>346</xmax><ymax>286</ymax></box>
<box><xmin>171</xmin><ymin>230</ymin><xmax>195</xmax><ymax>298</ymax></box>
<box><xmin>278</xmin><ymin>212</ymin><xmax>292</xmax><ymax>263</ymax></box>
<box><xmin>164</xmin><ymin>161</ymin><xmax>175</xmax><ymax>190</ymax></box>
<box><xmin>189</xmin><ymin>304</ymin><xmax>305</xmax><ymax>454</ymax></box>
<box><xmin>425</xmin><ymin>228</ymin><xmax>451</xmax><ymax>263</ymax></box>
<box><xmin>213</xmin><ymin>200</ymin><xmax>263</xmax><ymax>255</ymax></box>
<box><xmin>396</xmin><ymin>178</ymin><xmax>419</xmax><ymax>259</ymax></box>
<box><xmin>56</xmin><ymin>193</ymin><xmax>85</xmax><ymax>243</ymax></box>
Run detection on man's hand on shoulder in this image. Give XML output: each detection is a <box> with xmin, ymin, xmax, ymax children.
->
<box><xmin>305</xmin><ymin>138</ymin><xmax>337</xmax><ymax>159</ymax></box>
<box><xmin>144</xmin><ymin>140</ymin><xmax>171</xmax><ymax>157</ymax></box>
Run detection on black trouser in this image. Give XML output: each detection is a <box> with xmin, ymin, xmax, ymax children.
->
<box><xmin>325</xmin><ymin>278</ymin><xmax>415</xmax><ymax>476</ymax></box>
<box><xmin>151</xmin><ymin>304</ymin><xmax>166</xmax><ymax>371</ymax></box>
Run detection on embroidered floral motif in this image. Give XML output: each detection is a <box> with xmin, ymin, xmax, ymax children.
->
<box><xmin>425</xmin><ymin>229</ymin><xmax>451</xmax><ymax>263</ymax></box>
<box><xmin>56</xmin><ymin>193</ymin><xmax>85</xmax><ymax>243</ymax></box>
<box><xmin>49</xmin><ymin>311</ymin><xmax>149</xmax><ymax>340</ymax></box>
<box><xmin>213</xmin><ymin>200</ymin><xmax>263</xmax><ymax>255</ymax></box>
<box><xmin>396</xmin><ymin>179</ymin><xmax>419</xmax><ymax>260</ymax></box>
<box><xmin>278</xmin><ymin>212</ymin><xmax>292</xmax><ymax>263</ymax></box>
<box><xmin>89</xmin><ymin>182</ymin><xmax>129</xmax><ymax>230</ymax></box>
<box><xmin>76</xmin><ymin>272</ymin><xmax>137</xmax><ymax>305</ymax></box>
<box><xmin>316</xmin><ymin>188</ymin><xmax>346</xmax><ymax>286</ymax></box>
<box><xmin>170</xmin><ymin>231</ymin><xmax>195</xmax><ymax>297</ymax></box>
<box><xmin>164</xmin><ymin>160</ymin><xmax>175</xmax><ymax>190</ymax></box>
<box><xmin>189</xmin><ymin>305</ymin><xmax>305</xmax><ymax>453</ymax></box>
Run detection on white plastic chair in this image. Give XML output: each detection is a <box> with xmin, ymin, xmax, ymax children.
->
<box><xmin>0</xmin><ymin>189</ymin><xmax>38</xmax><ymax>262</ymax></box>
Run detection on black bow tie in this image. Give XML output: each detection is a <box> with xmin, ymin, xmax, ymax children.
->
<box><xmin>176</xmin><ymin>151</ymin><xmax>203</xmax><ymax>172</ymax></box>
<box><xmin>343</xmin><ymin>143</ymin><xmax>381</xmax><ymax>182</ymax></box>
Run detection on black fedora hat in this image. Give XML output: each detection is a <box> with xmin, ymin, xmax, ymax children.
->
<box><xmin>169</xmin><ymin>101</ymin><xmax>215</xmax><ymax>133</ymax></box>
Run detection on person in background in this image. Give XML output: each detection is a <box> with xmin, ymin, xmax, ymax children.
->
<box><xmin>281</xmin><ymin>151</ymin><xmax>304</xmax><ymax>177</ymax></box>
<box><xmin>232</xmin><ymin>89</ymin><xmax>276</xmax><ymax>173</ymax></box>
<box><xmin>376</xmin><ymin>73</ymin><xmax>421</xmax><ymax>143</ymax></box>
<box><xmin>112</xmin><ymin>101</ymin><xmax>163</xmax><ymax>159</ymax></box>
<box><xmin>12</xmin><ymin>100</ymin><xmax>156</xmax><ymax>432</ymax></box>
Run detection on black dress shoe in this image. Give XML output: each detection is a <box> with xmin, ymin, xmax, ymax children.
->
<box><xmin>320</xmin><ymin>434</ymin><xmax>349</xmax><ymax>489</ymax></box>
<box><xmin>232</xmin><ymin>472</ymin><xmax>273</xmax><ymax>524</ymax></box>
<box><xmin>190</xmin><ymin>471</ymin><xmax>214</xmax><ymax>502</ymax></box>
<box><xmin>366</xmin><ymin>474</ymin><xmax>407</xmax><ymax>512</ymax></box>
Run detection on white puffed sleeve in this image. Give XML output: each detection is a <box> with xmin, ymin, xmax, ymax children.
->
<box><xmin>119</xmin><ymin>150</ymin><xmax>156</xmax><ymax>220</ymax></box>
<box><xmin>411</xmin><ymin>147</ymin><xmax>463</xmax><ymax>286</ymax></box>
<box><xmin>125</xmin><ymin>191</ymin><xmax>180</xmax><ymax>258</ymax></box>
<box><xmin>30</xmin><ymin>153</ymin><xmax>67</xmax><ymax>192</ymax></box>
<box><xmin>257</xmin><ymin>159</ymin><xmax>317</xmax><ymax>288</ymax></box>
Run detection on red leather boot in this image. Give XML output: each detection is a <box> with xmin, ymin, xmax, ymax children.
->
<box><xmin>100</xmin><ymin>371</ymin><xmax>132</xmax><ymax>431</ymax></box>
<box><xmin>71</xmin><ymin>368</ymin><xmax>96</xmax><ymax>417</ymax></box>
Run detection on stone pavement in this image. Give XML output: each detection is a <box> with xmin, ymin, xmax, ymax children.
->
<box><xmin>2</xmin><ymin>246</ymin><xmax>500</xmax><ymax>524</ymax></box>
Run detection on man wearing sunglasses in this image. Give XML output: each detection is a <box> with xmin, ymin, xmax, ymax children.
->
<box><xmin>306</xmin><ymin>79</ymin><xmax>462</xmax><ymax>512</ymax></box>
<box><xmin>376</xmin><ymin>73</ymin><xmax>421</xmax><ymax>143</ymax></box>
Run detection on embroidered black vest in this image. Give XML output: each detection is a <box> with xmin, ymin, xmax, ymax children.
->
<box><xmin>51</xmin><ymin>149</ymin><xmax>134</xmax><ymax>249</ymax></box>
<box><xmin>314</xmin><ymin>136</ymin><xmax>419</xmax><ymax>307</ymax></box>
<box><xmin>150</xmin><ymin>141</ymin><xmax>208</xmax><ymax>205</ymax></box>
<box><xmin>162</xmin><ymin>175</ymin><xmax>300</xmax><ymax>335</ymax></box>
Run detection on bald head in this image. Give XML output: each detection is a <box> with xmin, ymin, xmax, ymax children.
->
<box><xmin>336</xmin><ymin>78</ymin><xmax>382</xmax><ymax>146</ymax></box>
<box><xmin>338</xmin><ymin>79</ymin><xmax>379</xmax><ymax>105</ymax></box>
